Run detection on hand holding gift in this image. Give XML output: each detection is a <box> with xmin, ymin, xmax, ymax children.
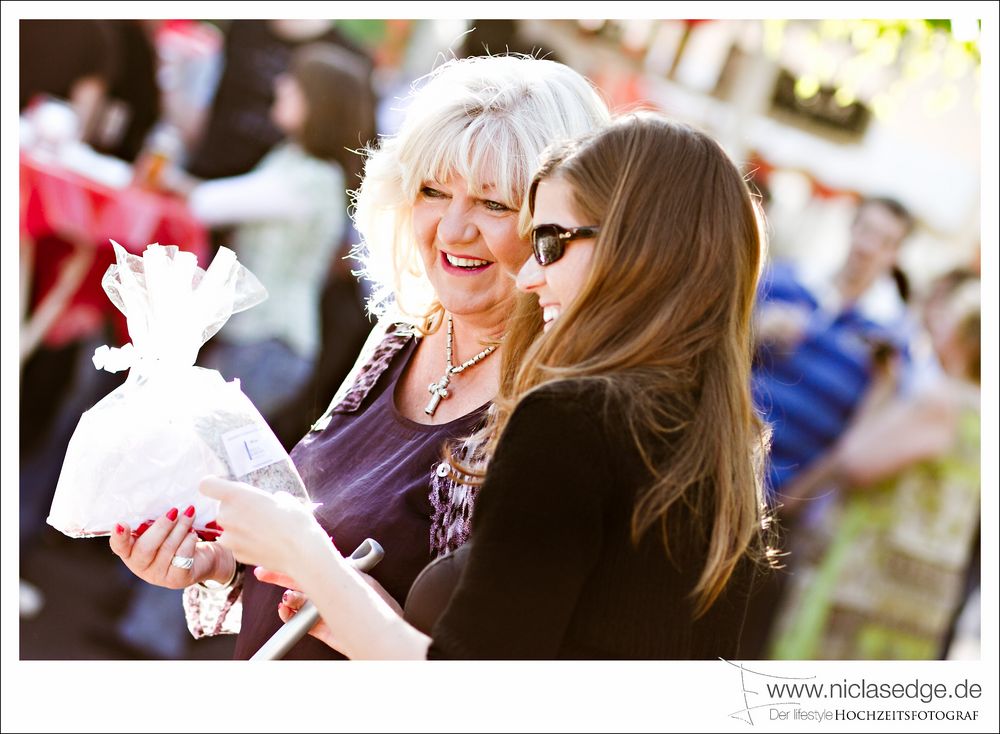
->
<box><xmin>108</xmin><ymin>505</ymin><xmax>237</xmax><ymax>589</ymax></box>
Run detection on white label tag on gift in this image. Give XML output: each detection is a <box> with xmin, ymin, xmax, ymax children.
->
<box><xmin>221</xmin><ymin>424</ymin><xmax>285</xmax><ymax>478</ymax></box>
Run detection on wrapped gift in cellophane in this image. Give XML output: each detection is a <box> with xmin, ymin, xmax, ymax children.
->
<box><xmin>47</xmin><ymin>242</ymin><xmax>310</xmax><ymax>538</ymax></box>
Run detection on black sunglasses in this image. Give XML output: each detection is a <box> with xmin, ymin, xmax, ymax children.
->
<box><xmin>530</xmin><ymin>224</ymin><xmax>601</xmax><ymax>266</ymax></box>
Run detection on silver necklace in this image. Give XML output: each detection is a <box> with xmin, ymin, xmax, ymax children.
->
<box><xmin>425</xmin><ymin>314</ymin><xmax>498</xmax><ymax>416</ymax></box>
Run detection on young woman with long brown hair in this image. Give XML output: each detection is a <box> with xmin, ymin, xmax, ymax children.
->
<box><xmin>200</xmin><ymin>112</ymin><xmax>772</xmax><ymax>659</ymax></box>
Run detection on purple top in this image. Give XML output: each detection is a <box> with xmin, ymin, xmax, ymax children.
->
<box><xmin>233</xmin><ymin>335</ymin><xmax>488</xmax><ymax>659</ymax></box>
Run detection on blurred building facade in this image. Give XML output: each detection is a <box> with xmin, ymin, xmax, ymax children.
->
<box><xmin>505</xmin><ymin>19</ymin><xmax>981</xmax><ymax>294</ymax></box>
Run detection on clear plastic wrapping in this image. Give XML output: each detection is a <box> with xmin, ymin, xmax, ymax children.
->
<box><xmin>47</xmin><ymin>242</ymin><xmax>310</xmax><ymax>538</ymax></box>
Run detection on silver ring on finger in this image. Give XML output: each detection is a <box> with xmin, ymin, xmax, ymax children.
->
<box><xmin>170</xmin><ymin>555</ymin><xmax>195</xmax><ymax>570</ymax></box>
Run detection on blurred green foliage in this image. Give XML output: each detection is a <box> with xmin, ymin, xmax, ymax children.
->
<box><xmin>336</xmin><ymin>19</ymin><xmax>388</xmax><ymax>48</ymax></box>
<box><xmin>764</xmin><ymin>19</ymin><xmax>980</xmax><ymax>119</ymax></box>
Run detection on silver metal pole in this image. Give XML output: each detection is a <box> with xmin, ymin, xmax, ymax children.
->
<box><xmin>251</xmin><ymin>538</ymin><xmax>385</xmax><ymax>660</ymax></box>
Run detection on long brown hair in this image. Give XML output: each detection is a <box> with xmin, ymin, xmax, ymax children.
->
<box><xmin>462</xmin><ymin>113</ymin><xmax>770</xmax><ymax>616</ymax></box>
<box><xmin>289</xmin><ymin>43</ymin><xmax>375</xmax><ymax>186</ymax></box>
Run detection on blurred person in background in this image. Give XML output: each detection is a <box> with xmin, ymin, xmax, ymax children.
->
<box><xmin>20</xmin><ymin>19</ymin><xmax>160</xmax><ymax>163</ymax></box>
<box><xmin>185</xmin><ymin>19</ymin><xmax>373</xmax><ymax>181</ymax></box>
<box><xmin>167</xmin><ymin>43</ymin><xmax>375</xmax><ymax>424</ymax></box>
<box><xmin>89</xmin><ymin>20</ymin><xmax>162</xmax><ymax>164</ymax></box>
<box><xmin>19</xmin><ymin>18</ymin><xmax>123</xmax><ymax>485</ymax></box>
<box><xmin>107</xmin><ymin>54</ymin><xmax>611</xmax><ymax>660</ymax></box>
<box><xmin>767</xmin><ymin>273</ymin><xmax>980</xmax><ymax>659</ymax></box>
<box><xmin>180</xmin><ymin>19</ymin><xmax>378</xmax><ymax>449</ymax></box>
<box><xmin>752</xmin><ymin>196</ymin><xmax>918</xmax><ymax>505</ymax></box>
<box><xmin>19</xmin><ymin>20</ymin><xmax>119</xmax><ymax>143</ymax></box>
<box><xmin>20</xmin><ymin>18</ymin><xmax>186</xmax><ymax>652</ymax></box>
<box><xmin>19</xmin><ymin>19</ymin><xmax>152</xmax><ymax>621</ymax></box>
<box><xmin>739</xmin><ymin>195</ymin><xmax>917</xmax><ymax>658</ymax></box>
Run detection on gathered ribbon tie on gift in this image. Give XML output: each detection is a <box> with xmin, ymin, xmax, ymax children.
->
<box><xmin>92</xmin><ymin>342</ymin><xmax>189</xmax><ymax>374</ymax></box>
<box><xmin>92</xmin><ymin>343</ymin><xmax>143</xmax><ymax>373</ymax></box>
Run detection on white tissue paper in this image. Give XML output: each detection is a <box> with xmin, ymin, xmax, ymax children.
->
<box><xmin>47</xmin><ymin>242</ymin><xmax>310</xmax><ymax>538</ymax></box>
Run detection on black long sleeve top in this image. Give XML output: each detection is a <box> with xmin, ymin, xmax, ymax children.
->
<box><xmin>427</xmin><ymin>380</ymin><xmax>755</xmax><ymax>659</ymax></box>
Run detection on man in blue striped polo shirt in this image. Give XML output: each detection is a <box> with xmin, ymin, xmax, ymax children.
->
<box><xmin>752</xmin><ymin>196</ymin><xmax>916</xmax><ymax>506</ymax></box>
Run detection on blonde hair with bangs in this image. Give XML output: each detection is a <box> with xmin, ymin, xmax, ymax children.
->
<box><xmin>351</xmin><ymin>54</ymin><xmax>610</xmax><ymax>330</ymax></box>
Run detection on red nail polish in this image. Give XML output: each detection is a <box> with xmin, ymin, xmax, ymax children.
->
<box><xmin>166</xmin><ymin>507</ymin><xmax>179</xmax><ymax>521</ymax></box>
<box><xmin>114</xmin><ymin>523</ymin><xmax>125</xmax><ymax>535</ymax></box>
<box><xmin>134</xmin><ymin>520</ymin><xmax>153</xmax><ymax>537</ymax></box>
<box><xmin>184</xmin><ymin>505</ymin><xmax>195</xmax><ymax>518</ymax></box>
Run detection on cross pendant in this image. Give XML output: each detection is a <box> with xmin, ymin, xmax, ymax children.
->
<box><xmin>425</xmin><ymin>377</ymin><xmax>450</xmax><ymax>416</ymax></box>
